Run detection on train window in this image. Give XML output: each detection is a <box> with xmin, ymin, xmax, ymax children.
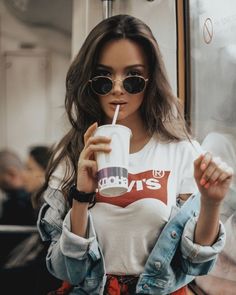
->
<box><xmin>187</xmin><ymin>0</ymin><xmax>236</xmax><ymax>294</ymax></box>
<box><xmin>189</xmin><ymin>0</ymin><xmax>236</xmax><ymax>144</ymax></box>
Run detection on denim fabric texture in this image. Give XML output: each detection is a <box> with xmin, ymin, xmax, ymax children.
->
<box><xmin>38</xmin><ymin>189</ymin><xmax>225</xmax><ymax>295</ymax></box>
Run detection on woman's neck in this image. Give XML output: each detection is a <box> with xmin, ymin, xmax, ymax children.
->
<box><xmin>130</xmin><ymin>130</ymin><xmax>151</xmax><ymax>153</ymax></box>
<box><xmin>104</xmin><ymin>114</ymin><xmax>152</xmax><ymax>153</ymax></box>
<box><xmin>120</xmin><ymin>118</ymin><xmax>151</xmax><ymax>153</ymax></box>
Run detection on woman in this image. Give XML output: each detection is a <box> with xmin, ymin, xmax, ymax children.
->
<box><xmin>23</xmin><ymin>145</ymin><xmax>52</xmax><ymax>210</ymax></box>
<box><xmin>1</xmin><ymin>146</ymin><xmax>62</xmax><ymax>295</ymax></box>
<box><xmin>37</xmin><ymin>15</ymin><xmax>233</xmax><ymax>294</ymax></box>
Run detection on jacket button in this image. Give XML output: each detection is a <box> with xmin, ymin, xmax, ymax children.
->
<box><xmin>194</xmin><ymin>211</ymin><xmax>198</xmax><ymax>217</ymax></box>
<box><xmin>171</xmin><ymin>231</ymin><xmax>177</xmax><ymax>238</ymax></box>
<box><xmin>154</xmin><ymin>261</ymin><xmax>161</xmax><ymax>269</ymax></box>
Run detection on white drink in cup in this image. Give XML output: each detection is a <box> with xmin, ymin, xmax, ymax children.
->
<box><xmin>94</xmin><ymin>124</ymin><xmax>132</xmax><ymax>197</ymax></box>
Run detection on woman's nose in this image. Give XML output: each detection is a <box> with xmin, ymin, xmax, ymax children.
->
<box><xmin>112</xmin><ymin>78</ymin><xmax>124</xmax><ymax>94</ymax></box>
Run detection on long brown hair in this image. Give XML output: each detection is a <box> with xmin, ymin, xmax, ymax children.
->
<box><xmin>36</xmin><ymin>14</ymin><xmax>190</xmax><ymax>207</ymax></box>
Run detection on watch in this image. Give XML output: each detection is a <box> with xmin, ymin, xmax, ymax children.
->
<box><xmin>69</xmin><ymin>185</ymin><xmax>95</xmax><ymax>204</ymax></box>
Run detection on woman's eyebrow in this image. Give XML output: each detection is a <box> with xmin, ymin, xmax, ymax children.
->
<box><xmin>125</xmin><ymin>64</ymin><xmax>145</xmax><ymax>69</ymax></box>
<box><xmin>96</xmin><ymin>64</ymin><xmax>112</xmax><ymax>70</ymax></box>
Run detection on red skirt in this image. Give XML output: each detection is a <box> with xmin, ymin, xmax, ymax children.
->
<box><xmin>47</xmin><ymin>281</ymin><xmax>73</xmax><ymax>295</ymax></box>
<box><xmin>105</xmin><ymin>274</ymin><xmax>187</xmax><ymax>295</ymax></box>
<box><xmin>47</xmin><ymin>276</ymin><xmax>187</xmax><ymax>295</ymax></box>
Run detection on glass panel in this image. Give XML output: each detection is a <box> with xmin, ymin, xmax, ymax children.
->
<box><xmin>189</xmin><ymin>0</ymin><xmax>236</xmax><ymax>293</ymax></box>
<box><xmin>190</xmin><ymin>0</ymin><xmax>236</xmax><ymax>143</ymax></box>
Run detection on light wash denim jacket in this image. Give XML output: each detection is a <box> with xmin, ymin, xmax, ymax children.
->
<box><xmin>38</xmin><ymin>188</ymin><xmax>225</xmax><ymax>295</ymax></box>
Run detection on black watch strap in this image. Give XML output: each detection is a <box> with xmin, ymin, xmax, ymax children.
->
<box><xmin>69</xmin><ymin>185</ymin><xmax>95</xmax><ymax>204</ymax></box>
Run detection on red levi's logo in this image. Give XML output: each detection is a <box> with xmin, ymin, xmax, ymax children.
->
<box><xmin>96</xmin><ymin>170</ymin><xmax>170</xmax><ymax>207</ymax></box>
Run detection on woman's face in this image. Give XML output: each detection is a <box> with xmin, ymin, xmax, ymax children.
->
<box><xmin>23</xmin><ymin>155</ymin><xmax>45</xmax><ymax>193</ymax></box>
<box><xmin>95</xmin><ymin>38</ymin><xmax>148</xmax><ymax>125</ymax></box>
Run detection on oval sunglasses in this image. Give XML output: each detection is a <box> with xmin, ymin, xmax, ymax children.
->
<box><xmin>89</xmin><ymin>76</ymin><xmax>148</xmax><ymax>96</ymax></box>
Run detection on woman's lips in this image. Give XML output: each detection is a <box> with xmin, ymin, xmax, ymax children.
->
<box><xmin>110</xmin><ymin>101</ymin><xmax>127</xmax><ymax>106</ymax></box>
<box><xmin>110</xmin><ymin>102</ymin><xmax>127</xmax><ymax>110</ymax></box>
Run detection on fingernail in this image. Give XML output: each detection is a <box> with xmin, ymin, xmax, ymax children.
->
<box><xmin>204</xmin><ymin>183</ymin><xmax>210</xmax><ymax>189</ymax></box>
<box><xmin>200</xmin><ymin>178</ymin><xmax>206</xmax><ymax>186</ymax></box>
<box><xmin>201</xmin><ymin>163</ymin><xmax>206</xmax><ymax>170</ymax></box>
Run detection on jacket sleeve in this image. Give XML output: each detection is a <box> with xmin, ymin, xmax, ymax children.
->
<box><xmin>37</xmin><ymin>187</ymin><xmax>103</xmax><ymax>285</ymax></box>
<box><xmin>180</xmin><ymin>216</ymin><xmax>226</xmax><ymax>275</ymax></box>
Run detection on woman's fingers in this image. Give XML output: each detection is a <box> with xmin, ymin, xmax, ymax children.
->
<box><xmin>84</xmin><ymin>122</ymin><xmax>98</xmax><ymax>144</ymax></box>
<box><xmin>77</xmin><ymin>123</ymin><xmax>112</xmax><ymax>191</ymax></box>
<box><xmin>208</xmin><ymin>169</ymin><xmax>221</xmax><ymax>183</ymax></box>
<box><xmin>200</xmin><ymin>156</ymin><xmax>221</xmax><ymax>185</ymax></box>
<box><xmin>194</xmin><ymin>153</ymin><xmax>211</xmax><ymax>179</ymax></box>
<box><xmin>85</xmin><ymin>135</ymin><xmax>111</xmax><ymax>148</ymax></box>
<box><xmin>200</xmin><ymin>152</ymin><xmax>212</xmax><ymax>171</ymax></box>
<box><xmin>83</xmin><ymin>135</ymin><xmax>111</xmax><ymax>159</ymax></box>
<box><xmin>83</xmin><ymin>142</ymin><xmax>111</xmax><ymax>160</ymax></box>
<box><xmin>195</xmin><ymin>153</ymin><xmax>234</xmax><ymax>188</ymax></box>
<box><xmin>78</xmin><ymin>159</ymin><xmax>98</xmax><ymax>178</ymax></box>
<box><xmin>217</xmin><ymin>165</ymin><xmax>234</xmax><ymax>182</ymax></box>
<box><xmin>81</xmin><ymin>123</ymin><xmax>111</xmax><ymax>160</ymax></box>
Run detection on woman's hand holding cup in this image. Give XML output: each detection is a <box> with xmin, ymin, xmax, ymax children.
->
<box><xmin>77</xmin><ymin>122</ymin><xmax>111</xmax><ymax>193</ymax></box>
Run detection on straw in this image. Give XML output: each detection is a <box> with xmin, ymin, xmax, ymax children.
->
<box><xmin>190</xmin><ymin>138</ymin><xmax>206</xmax><ymax>157</ymax></box>
<box><xmin>112</xmin><ymin>104</ymin><xmax>120</xmax><ymax>125</ymax></box>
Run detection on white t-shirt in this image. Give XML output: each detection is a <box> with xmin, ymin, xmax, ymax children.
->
<box><xmin>91</xmin><ymin>135</ymin><xmax>200</xmax><ymax>275</ymax></box>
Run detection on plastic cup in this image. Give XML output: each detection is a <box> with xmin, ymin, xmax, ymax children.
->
<box><xmin>94</xmin><ymin>124</ymin><xmax>132</xmax><ymax>197</ymax></box>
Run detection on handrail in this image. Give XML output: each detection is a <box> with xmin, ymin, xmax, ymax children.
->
<box><xmin>0</xmin><ymin>225</ymin><xmax>38</xmax><ymax>234</ymax></box>
<box><xmin>102</xmin><ymin>0</ymin><xmax>113</xmax><ymax>19</ymax></box>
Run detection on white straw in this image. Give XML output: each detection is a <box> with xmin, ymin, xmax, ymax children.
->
<box><xmin>112</xmin><ymin>104</ymin><xmax>120</xmax><ymax>125</ymax></box>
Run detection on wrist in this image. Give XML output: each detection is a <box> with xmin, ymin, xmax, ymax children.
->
<box><xmin>200</xmin><ymin>196</ymin><xmax>222</xmax><ymax>208</ymax></box>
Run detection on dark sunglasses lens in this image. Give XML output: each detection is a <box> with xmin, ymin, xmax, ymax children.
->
<box><xmin>123</xmin><ymin>76</ymin><xmax>146</xmax><ymax>94</ymax></box>
<box><xmin>91</xmin><ymin>77</ymin><xmax>112</xmax><ymax>95</ymax></box>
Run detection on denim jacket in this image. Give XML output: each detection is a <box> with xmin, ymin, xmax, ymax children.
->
<box><xmin>38</xmin><ymin>188</ymin><xmax>225</xmax><ymax>295</ymax></box>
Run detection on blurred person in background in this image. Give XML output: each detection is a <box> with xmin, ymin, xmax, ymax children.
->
<box><xmin>0</xmin><ymin>149</ymin><xmax>35</xmax><ymax>225</ymax></box>
<box><xmin>25</xmin><ymin>145</ymin><xmax>73</xmax><ymax>295</ymax></box>
<box><xmin>23</xmin><ymin>145</ymin><xmax>53</xmax><ymax>213</ymax></box>
<box><xmin>1</xmin><ymin>145</ymin><xmax>61</xmax><ymax>295</ymax></box>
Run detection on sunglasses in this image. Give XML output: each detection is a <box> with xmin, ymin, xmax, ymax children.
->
<box><xmin>89</xmin><ymin>76</ymin><xmax>148</xmax><ymax>96</ymax></box>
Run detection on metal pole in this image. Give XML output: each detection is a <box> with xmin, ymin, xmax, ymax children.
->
<box><xmin>0</xmin><ymin>225</ymin><xmax>38</xmax><ymax>233</ymax></box>
<box><xmin>102</xmin><ymin>0</ymin><xmax>113</xmax><ymax>19</ymax></box>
